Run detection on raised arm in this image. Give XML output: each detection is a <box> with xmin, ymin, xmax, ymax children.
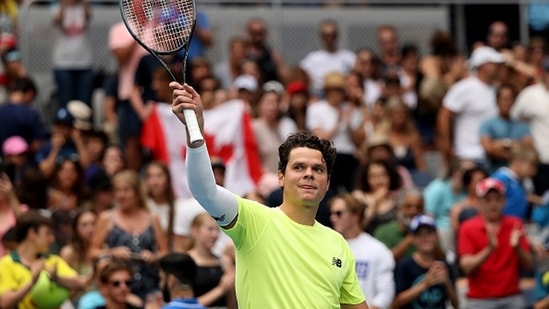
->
<box><xmin>171</xmin><ymin>82</ymin><xmax>239</xmax><ymax>229</ymax></box>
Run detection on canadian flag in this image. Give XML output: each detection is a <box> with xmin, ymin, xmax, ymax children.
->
<box><xmin>141</xmin><ymin>100</ymin><xmax>263</xmax><ymax>198</ymax></box>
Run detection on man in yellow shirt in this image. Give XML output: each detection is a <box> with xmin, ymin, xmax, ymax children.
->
<box><xmin>171</xmin><ymin>82</ymin><xmax>368</xmax><ymax>309</ymax></box>
<box><xmin>0</xmin><ymin>211</ymin><xmax>88</xmax><ymax>309</ymax></box>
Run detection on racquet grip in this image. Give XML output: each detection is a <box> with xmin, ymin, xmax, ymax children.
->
<box><xmin>183</xmin><ymin>109</ymin><xmax>204</xmax><ymax>144</ymax></box>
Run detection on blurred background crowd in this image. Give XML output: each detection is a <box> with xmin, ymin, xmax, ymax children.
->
<box><xmin>3</xmin><ymin>0</ymin><xmax>549</xmax><ymax>308</ymax></box>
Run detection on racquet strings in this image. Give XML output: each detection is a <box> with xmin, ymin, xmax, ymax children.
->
<box><xmin>121</xmin><ymin>0</ymin><xmax>194</xmax><ymax>53</ymax></box>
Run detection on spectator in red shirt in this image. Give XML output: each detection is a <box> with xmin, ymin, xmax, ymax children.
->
<box><xmin>458</xmin><ymin>177</ymin><xmax>533</xmax><ymax>308</ymax></box>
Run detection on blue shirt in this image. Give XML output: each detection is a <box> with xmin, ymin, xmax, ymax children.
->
<box><xmin>479</xmin><ymin>116</ymin><xmax>531</xmax><ymax>171</ymax></box>
<box><xmin>492</xmin><ymin>167</ymin><xmax>528</xmax><ymax>220</ymax></box>
<box><xmin>0</xmin><ymin>102</ymin><xmax>47</xmax><ymax>154</ymax></box>
<box><xmin>77</xmin><ymin>290</ymin><xmax>105</xmax><ymax>309</ymax></box>
<box><xmin>163</xmin><ymin>298</ymin><xmax>205</xmax><ymax>309</ymax></box>
<box><xmin>424</xmin><ymin>178</ymin><xmax>466</xmax><ymax>229</ymax></box>
<box><xmin>177</xmin><ymin>11</ymin><xmax>210</xmax><ymax>62</ymax></box>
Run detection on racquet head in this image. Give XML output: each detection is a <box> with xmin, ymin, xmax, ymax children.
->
<box><xmin>120</xmin><ymin>0</ymin><xmax>196</xmax><ymax>54</ymax></box>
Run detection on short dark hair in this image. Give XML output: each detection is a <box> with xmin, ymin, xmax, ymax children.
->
<box><xmin>496</xmin><ymin>83</ymin><xmax>517</xmax><ymax>99</ymax></box>
<box><xmin>99</xmin><ymin>260</ymin><xmax>133</xmax><ymax>284</ymax></box>
<box><xmin>14</xmin><ymin>211</ymin><xmax>53</xmax><ymax>242</ymax></box>
<box><xmin>158</xmin><ymin>253</ymin><xmax>197</xmax><ymax>287</ymax></box>
<box><xmin>277</xmin><ymin>131</ymin><xmax>337</xmax><ymax>177</ymax></box>
<box><xmin>462</xmin><ymin>166</ymin><xmax>488</xmax><ymax>189</ymax></box>
<box><xmin>8</xmin><ymin>77</ymin><xmax>37</xmax><ymax>95</ymax></box>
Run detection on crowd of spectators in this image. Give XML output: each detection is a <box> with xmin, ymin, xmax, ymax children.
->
<box><xmin>3</xmin><ymin>1</ymin><xmax>549</xmax><ymax>307</ymax></box>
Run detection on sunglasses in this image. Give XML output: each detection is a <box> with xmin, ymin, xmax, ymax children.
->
<box><xmin>330</xmin><ymin>210</ymin><xmax>346</xmax><ymax>218</ymax></box>
<box><xmin>110</xmin><ymin>280</ymin><xmax>132</xmax><ymax>287</ymax></box>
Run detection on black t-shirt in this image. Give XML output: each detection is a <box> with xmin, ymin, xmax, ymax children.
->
<box><xmin>194</xmin><ymin>264</ymin><xmax>225</xmax><ymax>307</ymax></box>
<box><xmin>395</xmin><ymin>255</ymin><xmax>455</xmax><ymax>309</ymax></box>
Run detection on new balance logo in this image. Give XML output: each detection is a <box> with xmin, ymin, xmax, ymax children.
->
<box><xmin>211</xmin><ymin>214</ymin><xmax>225</xmax><ymax>222</ymax></box>
<box><xmin>332</xmin><ymin>257</ymin><xmax>342</xmax><ymax>268</ymax></box>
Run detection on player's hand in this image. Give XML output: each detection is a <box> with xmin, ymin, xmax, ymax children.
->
<box><xmin>170</xmin><ymin>82</ymin><xmax>205</xmax><ymax>131</ymax></box>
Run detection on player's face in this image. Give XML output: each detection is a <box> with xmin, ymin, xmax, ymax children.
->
<box><xmin>278</xmin><ymin>147</ymin><xmax>329</xmax><ymax>208</ymax></box>
<box><xmin>329</xmin><ymin>198</ymin><xmax>354</xmax><ymax>234</ymax></box>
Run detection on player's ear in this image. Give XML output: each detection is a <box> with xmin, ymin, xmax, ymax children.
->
<box><xmin>277</xmin><ymin>170</ymin><xmax>284</xmax><ymax>187</ymax></box>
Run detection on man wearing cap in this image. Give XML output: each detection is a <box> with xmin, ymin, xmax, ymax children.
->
<box><xmin>35</xmin><ymin>103</ymin><xmax>91</xmax><ymax>177</ymax></box>
<box><xmin>511</xmin><ymin>58</ymin><xmax>549</xmax><ymax>197</ymax></box>
<box><xmin>393</xmin><ymin>215</ymin><xmax>458</xmax><ymax>309</ymax></box>
<box><xmin>458</xmin><ymin>177</ymin><xmax>533</xmax><ymax>308</ymax></box>
<box><xmin>437</xmin><ymin>46</ymin><xmax>504</xmax><ymax>167</ymax></box>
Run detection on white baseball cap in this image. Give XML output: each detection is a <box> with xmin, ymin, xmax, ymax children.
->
<box><xmin>233</xmin><ymin>75</ymin><xmax>258</xmax><ymax>92</ymax></box>
<box><xmin>469</xmin><ymin>46</ymin><xmax>505</xmax><ymax>69</ymax></box>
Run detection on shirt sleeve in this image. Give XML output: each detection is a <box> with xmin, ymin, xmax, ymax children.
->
<box><xmin>223</xmin><ymin>197</ymin><xmax>273</xmax><ymax>251</ymax></box>
<box><xmin>372</xmin><ymin>245</ymin><xmax>396</xmax><ymax>308</ymax></box>
<box><xmin>49</xmin><ymin>255</ymin><xmax>77</xmax><ymax>278</ymax></box>
<box><xmin>510</xmin><ymin>89</ymin><xmax>532</xmax><ymax>121</ymax></box>
<box><xmin>479</xmin><ymin>119</ymin><xmax>492</xmax><ymax>137</ymax></box>
<box><xmin>0</xmin><ymin>262</ymin><xmax>18</xmax><ymax>294</ymax></box>
<box><xmin>442</xmin><ymin>82</ymin><xmax>466</xmax><ymax>113</ymax></box>
<box><xmin>457</xmin><ymin>221</ymin><xmax>476</xmax><ymax>256</ymax></box>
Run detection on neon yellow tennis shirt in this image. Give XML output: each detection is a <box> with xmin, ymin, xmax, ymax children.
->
<box><xmin>224</xmin><ymin>197</ymin><xmax>365</xmax><ymax>308</ymax></box>
<box><xmin>0</xmin><ymin>252</ymin><xmax>76</xmax><ymax>309</ymax></box>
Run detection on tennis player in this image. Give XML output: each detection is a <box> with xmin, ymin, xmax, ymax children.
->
<box><xmin>171</xmin><ymin>82</ymin><xmax>368</xmax><ymax>309</ymax></box>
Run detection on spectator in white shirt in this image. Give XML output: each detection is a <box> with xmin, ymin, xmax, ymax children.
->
<box><xmin>511</xmin><ymin>58</ymin><xmax>549</xmax><ymax>196</ymax></box>
<box><xmin>300</xmin><ymin>19</ymin><xmax>355</xmax><ymax>98</ymax></box>
<box><xmin>329</xmin><ymin>193</ymin><xmax>395</xmax><ymax>309</ymax></box>
<box><xmin>437</xmin><ymin>46</ymin><xmax>504</xmax><ymax>167</ymax></box>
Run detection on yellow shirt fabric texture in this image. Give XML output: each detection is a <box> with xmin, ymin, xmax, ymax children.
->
<box><xmin>225</xmin><ymin>197</ymin><xmax>365</xmax><ymax>308</ymax></box>
<box><xmin>0</xmin><ymin>252</ymin><xmax>77</xmax><ymax>309</ymax></box>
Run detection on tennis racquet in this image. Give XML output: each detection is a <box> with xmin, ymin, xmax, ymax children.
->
<box><xmin>119</xmin><ymin>0</ymin><xmax>203</xmax><ymax>143</ymax></box>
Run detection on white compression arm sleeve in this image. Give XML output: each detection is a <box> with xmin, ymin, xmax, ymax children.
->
<box><xmin>186</xmin><ymin>144</ymin><xmax>238</xmax><ymax>227</ymax></box>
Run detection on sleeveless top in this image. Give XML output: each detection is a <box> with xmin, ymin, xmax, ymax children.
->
<box><xmin>394</xmin><ymin>145</ymin><xmax>417</xmax><ymax>171</ymax></box>
<box><xmin>194</xmin><ymin>262</ymin><xmax>226</xmax><ymax>307</ymax></box>
<box><xmin>248</xmin><ymin>44</ymin><xmax>279</xmax><ymax>82</ymax></box>
<box><xmin>106</xmin><ymin>213</ymin><xmax>159</xmax><ymax>295</ymax></box>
